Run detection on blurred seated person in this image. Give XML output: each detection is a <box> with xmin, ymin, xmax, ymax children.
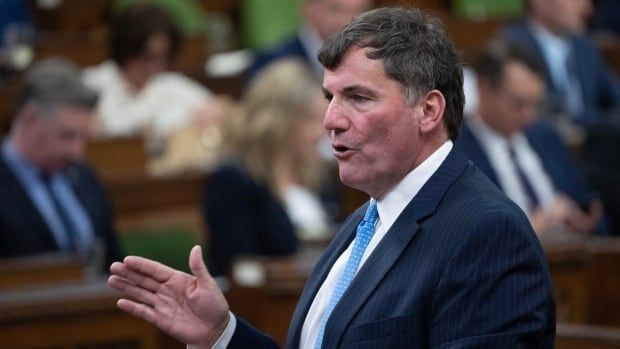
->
<box><xmin>82</xmin><ymin>1</ymin><xmax>220</xmax><ymax>148</ymax></box>
<box><xmin>247</xmin><ymin>0</ymin><xmax>372</xmax><ymax>81</ymax></box>
<box><xmin>500</xmin><ymin>0</ymin><xmax>620</xmax><ymax>131</ymax></box>
<box><xmin>456</xmin><ymin>41</ymin><xmax>606</xmax><ymax>237</ymax></box>
<box><xmin>0</xmin><ymin>58</ymin><xmax>122</xmax><ymax>272</ymax></box>
<box><xmin>203</xmin><ymin>59</ymin><xmax>330</xmax><ymax>281</ymax></box>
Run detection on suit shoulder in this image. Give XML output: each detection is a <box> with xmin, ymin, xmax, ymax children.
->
<box><xmin>444</xmin><ymin>164</ymin><xmax>530</xmax><ymax>227</ymax></box>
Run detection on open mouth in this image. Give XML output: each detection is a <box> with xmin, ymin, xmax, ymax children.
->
<box><xmin>332</xmin><ymin>144</ymin><xmax>355</xmax><ymax>159</ymax></box>
<box><xmin>333</xmin><ymin>145</ymin><xmax>350</xmax><ymax>153</ymax></box>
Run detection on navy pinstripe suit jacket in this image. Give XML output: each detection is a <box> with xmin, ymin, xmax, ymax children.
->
<box><xmin>229</xmin><ymin>147</ymin><xmax>556</xmax><ymax>348</ymax></box>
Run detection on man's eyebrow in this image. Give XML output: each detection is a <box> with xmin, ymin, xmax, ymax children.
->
<box><xmin>343</xmin><ymin>85</ymin><xmax>377</xmax><ymax>98</ymax></box>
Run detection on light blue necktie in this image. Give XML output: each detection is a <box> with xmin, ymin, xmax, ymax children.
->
<box><xmin>314</xmin><ymin>200</ymin><xmax>379</xmax><ymax>349</ymax></box>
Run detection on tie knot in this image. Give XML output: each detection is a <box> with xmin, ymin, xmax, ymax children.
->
<box><xmin>362</xmin><ymin>201</ymin><xmax>379</xmax><ymax>226</ymax></box>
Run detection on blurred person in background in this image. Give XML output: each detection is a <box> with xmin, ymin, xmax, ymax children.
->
<box><xmin>203</xmin><ymin>59</ymin><xmax>330</xmax><ymax>283</ymax></box>
<box><xmin>82</xmin><ymin>1</ymin><xmax>223</xmax><ymax>153</ymax></box>
<box><xmin>501</xmin><ymin>0</ymin><xmax>620</xmax><ymax>129</ymax></box>
<box><xmin>457</xmin><ymin>40</ymin><xmax>606</xmax><ymax>237</ymax></box>
<box><xmin>501</xmin><ymin>0</ymin><xmax>620</xmax><ymax>235</ymax></box>
<box><xmin>246</xmin><ymin>0</ymin><xmax>372</xmax><ymax>81</ymax></box>
<box><xmin>0</xmin><ymin>58</ymin><xmax>121</xmax><ymax>272</ymax></box>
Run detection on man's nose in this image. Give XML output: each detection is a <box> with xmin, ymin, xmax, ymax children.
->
<box><xmin>69</xmin><ymin>140</ymin><xmax>86</xmax><ymax>161</ymax></box>
<box><xmin>323</xmin><ymin>99</ymin><xmax>349</xmax><ymax>133</ymax></box>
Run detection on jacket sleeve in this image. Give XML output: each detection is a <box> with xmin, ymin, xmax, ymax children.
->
<box><xmin>430</xmin><ymin>211</ymin><xmax>556</xmax><ymax>348</ymax></box>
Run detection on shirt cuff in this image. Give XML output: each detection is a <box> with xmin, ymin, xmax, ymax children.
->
<box><xmin>187</xmin><ymin>311</ymin><xmax>237</xmax><ymax>349</ymax></box>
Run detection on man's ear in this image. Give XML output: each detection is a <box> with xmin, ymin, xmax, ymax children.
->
<box><xmin>419</xmin><ymin>90</ymin><xmax>446</xmax><ymax>134</ymax></box>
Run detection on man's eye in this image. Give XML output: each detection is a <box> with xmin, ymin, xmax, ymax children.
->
<box><xmin>351</xmin><ymin>95</ymin><xmax>369</xmax><ymax>102</ymax></box>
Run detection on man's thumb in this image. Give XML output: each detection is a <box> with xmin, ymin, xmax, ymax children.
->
<box><xmin>189</xmin><ymin>245</ymin><xmax>211</xmax><ymax>285</ymax></box>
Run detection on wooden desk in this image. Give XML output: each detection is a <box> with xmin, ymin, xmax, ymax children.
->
<box><xmin>0</xmin><ymin>253</ymin><xmax>83</xmax><ymax>289</ymax></box>
<box><xmin>85</xmin><ymin>137</ymin><xmax>207</xmax><ymax>236</ymax></box>
<box><xmin>226</xmin><ymin>246</ymin><xmax>324</xmax><ymax>346</ymax></box>
<box><xmin>542</xmin><ymin>237</ymin><xmax>591</xmax><ymax>323</ymax></box>
<box><xmin>0</xmin><ymin>280</ymin><xmax>180</xmax><ymax>349</ymax></box>
<box><xmin>557</xmin><ymin>323</ymin><xmax>620</xmax><ymax>349</ymax></box>
<box><xmin>586</xmin><ymin>237</ymin><xmax>620</xmax><ymax>327</ymax></box>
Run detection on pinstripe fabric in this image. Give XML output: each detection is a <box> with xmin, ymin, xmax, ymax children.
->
<box><xmin>226</xmin><ymin>147</ymin><xmax>556</xmax><ymax>348</ymax></box>
<box><xmin>283</xmin><ymin>147</ymin><xmax>555</xmax><ymax>348</ymax></box>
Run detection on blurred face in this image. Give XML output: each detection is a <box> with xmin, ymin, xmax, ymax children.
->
<box><xmin>305</xmin><ymin>0</ymin><xmax>372</xmax><ymax>40</ymax></box>
<box><xmin>322</xmin><ymin>47</ymin><xmax>424</xmax><ymax>198</ymax></box>
<box><xmin>24</xmin><ymin>105</ymin><xmax>92</xmax><ymax>173</ymax></box>
<box><xmin>530</xmin><ymin>0</ymin><xmax>592</xmax><ymax>35</ymax></box>
<box><xmin>478</xmin><ymin>61</ymin><xmax>545</xmax><ymax>137</ymax></box>
<box><xmin>123</xmin><ymin>32</ymin><xmax>171</xmax><ymax>90</ymax></box>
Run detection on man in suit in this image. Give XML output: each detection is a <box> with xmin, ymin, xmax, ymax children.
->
<box><xmin>108</xmin><ymin>7</ymin><xmax>555</xmax><ymax>348</ymax></box>
<box><xmin>246</xmin><ymin>0</ymin><xmax>372</xmax><ymax>81</ymax></box>
<box><xmin>501</xmin><ymin>0</ymin><xmax>620</xmax><ymax>236</ymax></box>
<box><xmin>501</xmin><ymin>0</ymin><xmax>620</xmax><ymax>127</ymax></box>
<box><xmin>0</xmin><ymin>58</ymin><xmax>121</xmax><ymax>272</ymax></box>
<box><xmin>457</xmin><ymin>40</ymin><xmax>605</xmax><ymax>236</ymax></box>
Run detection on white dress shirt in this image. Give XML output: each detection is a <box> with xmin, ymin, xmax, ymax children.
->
<box><xmin>529</xmin><ymin>21</ymin><xmax>583</xmax><ymax>116</ymax></box>
<box><xmin>297</xmin><ymin>24</ymin><xmax>325</xmax><ymax>77</ymax></box>
<box><xmin>82</xmin><ymin>60</ymin><xmax>211</xmax><ymax>138</ymax></box>
<box><xmin>466</xmin><ymin>116</ymin><xmax>556</xmax><ymax>214</ymax></box>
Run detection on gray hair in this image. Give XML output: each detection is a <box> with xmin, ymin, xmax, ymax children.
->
<box><xmin>318</xmin><ymin>7</ymin><xmax>464</xmax><ymax>139</ymax></box>
<box><xmin>18</xmin><ymin>58</ymin><xmax>98</xmax><ymax>114</ymax></box>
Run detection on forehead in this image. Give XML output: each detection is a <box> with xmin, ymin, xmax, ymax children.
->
<box><xmin>40</xmin><ymin>105</ymin><xmax>92</xmax><ymax>127</ymax></box>
<box><xmin>323</xmin><ymin>47</ymin><xmax>397</xmax><ymax>93</ymax></box>
<box><xmin>501</xmin><ymin>61</ymin><xmax>544</xmax><ymax>92</ymax></box>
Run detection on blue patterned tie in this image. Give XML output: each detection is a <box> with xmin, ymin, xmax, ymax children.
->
<box><xmin>314</xmin><ymin>200</ymin><xmax>379</xmax><ymax>349</ymax></box>
<box><xmin>41</xmin><ymin>175</ymin><xmax>78</xmax><ymax>251</ymax></box>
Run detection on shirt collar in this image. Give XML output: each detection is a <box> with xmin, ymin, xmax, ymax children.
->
<box><xmin>528</xmin><ymin>20</ymin><xmax>571</xmax><ymax>56</ymax></box>
<box><xmin>2</xmin><ymin>137</ymin><xmax>42</xmax><ymax>180</ymax></box>
<box><xmin>467</xmin><ymin>115</ymin><xmax>528</xmax><ymax>153</ymax></box>
<box><xmin>376</xmin><ymin>140</ymin><xmax>453</xmax><ymax>231</ymax></box>
<box><xmin>298</xmin><ymin>24</ymin><xmax>325</xmax><ymax>76</ymax></box>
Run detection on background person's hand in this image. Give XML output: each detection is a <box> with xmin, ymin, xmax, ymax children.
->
<box><xmin>108</xmin><ymin>245</ymin><xmax>229</xmax><ymax>348</ymax></box>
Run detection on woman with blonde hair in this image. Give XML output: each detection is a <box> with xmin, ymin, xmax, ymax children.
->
<box><xmin>203</xmin><ymin>58</ymin><xmax>329</xmax><ymax>279</ymax></box>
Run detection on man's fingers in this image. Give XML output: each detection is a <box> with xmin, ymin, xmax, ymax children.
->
<box><xmin>189</xmin><ymin>245</ymin><xmax>212</xmax><ymax>287</ymax></box>
<box><xmin>123</xmin><ymin>255</ymin><xmax>176</xmax><ymax>283</ymax></box>
<box><xmin>117</xmin><ymin>299</ymin><xmax>158</xmax><ymax>324</ymax></box>
<box><xmin>108</xmin><ymin>275</ymin><xmax>157</xmax><ymax>306</ymax></box>
<box><xmin>110</xmin><ymin>262</ymin><xmax>161</xmax><ymax>292</ymax></box>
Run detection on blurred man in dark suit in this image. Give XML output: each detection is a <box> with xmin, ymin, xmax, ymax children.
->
<box><xmin>247</xmin><ymin>0</ymin><xmax>372</xmax><ymax>81</ymax></box>
<box><xmin>457</xmin><ymin>40</ymin><xmax>606</xmax><ymax>237</ymax></box>
<box><xmin>501</xmin><ymin>0</ymin><xmax>620</xmax><ymax>126</ymax></box>
<box><xmin>0</xmin><ymin>58</ymin><xmax>121</xmax><ymax>272</ymax></box>
<box><xmin>502</xmin><ymin>0</ymin><xmax>620</xmax><ymax>235</ymax></box>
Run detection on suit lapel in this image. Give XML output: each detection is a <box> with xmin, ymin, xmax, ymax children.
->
<box><xmin>322</xmin><ymin>148</ymin><xmax>470</xmax><ymax>348</ymax></box>
<box><xmin>0</xmin><ymin>155</ymin><xmax>59</xmax><ymax>249</ymax></box>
